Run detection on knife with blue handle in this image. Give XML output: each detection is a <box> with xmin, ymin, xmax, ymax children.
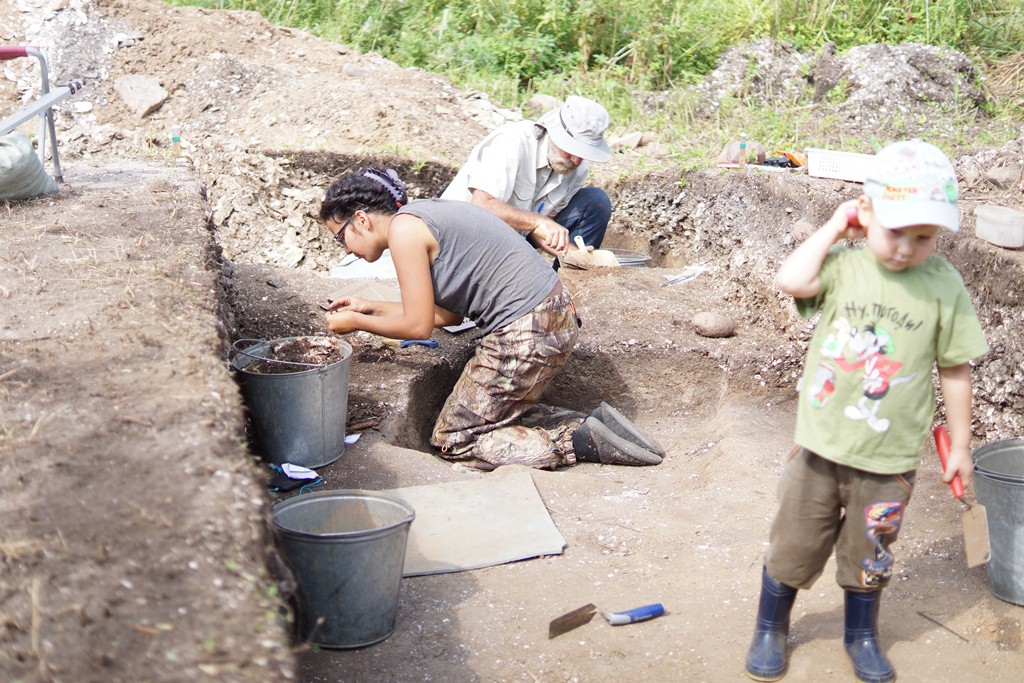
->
<box><xmin>599</xmin><ymin>603</ymin><xmax>665</xmax><ymax>626</ymax></box>
<box><xmin>549</xmin><ymin>602</ymin><xmax>665</xmax><ymax>638</ymax></box>
<box><xmin>399</xmin><ymin>339</ymin><xmax>439</xmax><ymax>348</ymax></box>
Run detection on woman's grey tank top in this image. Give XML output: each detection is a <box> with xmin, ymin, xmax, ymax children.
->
<box><xmin>397</xmin><ymin>199</ymin><xmax>559</xmax><ymax>333</ymax></box>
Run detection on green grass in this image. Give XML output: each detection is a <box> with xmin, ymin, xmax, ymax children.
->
<box><xmin>166</xmin><ymin>0</ymin><xmax>1024</xmax><ymax>162</ymax></box>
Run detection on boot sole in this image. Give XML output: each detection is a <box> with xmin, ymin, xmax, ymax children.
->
<box><xmin>745</xmin><ymin>668</ymin><xmax>785</xmax><ymax>682</ymax></box>
<box><xmin>574</xmin><ymin>417</ymin><xmax>662</xmax><ymax>466</ymax></box>
<box><xmin>851</xmin><ymin>668</ymin><xmax>896</xmax><ymax>683</ymax></box>
<box><xmin>593</xmin><ymin>401</ymin><xmax>666</xmax><ymax>456</ymax></box>
<box><xmin>854</xmin><ymin>674</ymin><xmax>896</xmax><ymax>683</ymax></box>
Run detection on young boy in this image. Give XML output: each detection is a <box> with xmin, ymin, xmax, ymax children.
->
<box><xmin>745</xmin><ymin>139</ymin><xmax>989</xmax><ymax>683</ymax></box>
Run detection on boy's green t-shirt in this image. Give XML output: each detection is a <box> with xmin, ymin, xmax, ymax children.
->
<box><xmin>794</xmin><ymin>248</ymin><xmax>989</xmax><ymax>474</ymax></box>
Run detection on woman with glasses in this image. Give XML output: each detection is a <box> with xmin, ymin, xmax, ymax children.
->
<box><xmin>318</xmin><ymin>167</ymin><xmax>663</xmax><ymax>470</ymax></box>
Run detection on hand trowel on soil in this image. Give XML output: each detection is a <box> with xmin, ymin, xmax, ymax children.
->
<box><xmin>934</xmin><ymin>425</ymin><xmax>990</xmax><ymax>567</ymax></box>
<box><xmin>562</xmin><ymin>235</ymin><xmax>620</xmax><ymax>269</ymax></box>
<box><xmin>548</xmin><ymin>602</ymin><xmax>665</xmax><ymax>639</ymax></box>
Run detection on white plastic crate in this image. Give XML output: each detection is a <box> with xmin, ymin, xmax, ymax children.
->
<box><xmin>806</xmin><ymin>148</ymin><xmax>875</xmax><ymax>183</ymax></box>
<box><xmin>975</xmin><ymin>204</ymin><xmax>1024</xmax><ymax>249</ymax></box>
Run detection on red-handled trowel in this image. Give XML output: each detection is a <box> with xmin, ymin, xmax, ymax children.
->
<box><xmin>934</xmin><ymin>425</ymin><xmax>990</xmax><ymax>568</ymax></box>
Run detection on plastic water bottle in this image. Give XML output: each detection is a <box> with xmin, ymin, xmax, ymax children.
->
<box><xmin>738</xmin><ymin>133</ymin><xmax>746</xmax><ymax>168</ymax></box>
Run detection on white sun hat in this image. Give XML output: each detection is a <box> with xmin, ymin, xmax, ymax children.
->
<box><xmin>537</xmin><ymin>95</ymin><xmax>612</xmax><ymax>163</ymax></box>
<box><xmin>863</xmin><ymin>139</ymin><xmax>960</xmax><ymax>232</ymax></box>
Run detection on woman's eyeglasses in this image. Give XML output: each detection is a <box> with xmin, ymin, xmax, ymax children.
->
<box><xmin>332</xmin><ymin>219</ymin><xmax>352</xmax><ymax>245</ymax></box>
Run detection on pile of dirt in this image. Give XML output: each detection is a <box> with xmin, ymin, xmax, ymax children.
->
<box><xmin>0</xmin><ymin>162</ymin><xmax>295</xmax><ymax>682</ymax></box>
<box><xmin>238</xmin><ymin>336</ymin><xmax>348</xmax><ymax>374</ymax></box>
<box><xmin>3</xmin><ymin>0</ymin><xmax>514</xmax><ymax>273</ymax></box>
<box><xmin>695</xmin><ymin>38</ymin><xmax>989</xmax><ymax>147</ymax></box>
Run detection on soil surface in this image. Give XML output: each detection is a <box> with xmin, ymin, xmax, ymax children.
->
<box><xmin>3</xmin><ymin>1</ymin><xmax>1024</xmax><ymax>682</ymax></box>
<box><xmin>238</xmin><ymin>336</ymin><xmax>348</xmax><ymax>374</ymax></box>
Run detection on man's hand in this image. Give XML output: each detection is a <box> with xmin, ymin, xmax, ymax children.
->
<box><xmin>530</xmin><ymin>219</ymin><xmax>570</xmax><ymax>256</ymax></box>
<box><xmin>469</xmin><ymin>188</ymin><xmax>571</xmax><ymax>255</ymax></box>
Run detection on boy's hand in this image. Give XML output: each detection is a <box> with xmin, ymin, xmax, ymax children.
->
<box><xmin>830</xmin><ymin>200</ymin><xmax>867</xmax><ymax>241</ymax></box>
<box><xmin>777</xmin><ymin>197</ymin><xmax>867</xmax><ymax>298</ymax></box>
<box><xmin>942</xmin><ymin>443</ymin><xmax>974</xmax><ymax>491</ymax></box>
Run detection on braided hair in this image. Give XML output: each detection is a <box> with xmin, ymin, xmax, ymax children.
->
<box><xmin>319</xmin><ymin>167</ymin><xmax>409</xmax><ymax>224</ymax></box>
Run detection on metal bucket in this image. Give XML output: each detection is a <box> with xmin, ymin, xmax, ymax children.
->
<box><xmin>607</xmin><ymin>248</ymin><xmax>651</xmax><ymax>267</ymax></box>
<box><xmin>272</xmin><ymin>490</ymin><xmax>415</xmax><ymax>648</ymax></box>
<box><xmin>973</xmin><ymin>438</ymin><xmax>1024</xmax><ymax>605</ymax></box>
<box><xmin>230</xmin><ymin>336</ymin><xmax>352</xmax><ymax>469</ymax></box>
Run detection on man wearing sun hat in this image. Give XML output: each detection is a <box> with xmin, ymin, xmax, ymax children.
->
<box><xmin>442</xmin><ymin>95</ymin><xmax>613</xmax><ymax>266</ymax></box>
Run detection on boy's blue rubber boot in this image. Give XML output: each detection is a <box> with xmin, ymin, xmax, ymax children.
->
<box><xmin>844</xmin><ymin>590</ymin><xmax>896</xmax><ymax>683</ymax></box>
<box><xmin>745</xmin><ymin>567</ymin><xmax>798</xmax><ymax>681</ymax></box>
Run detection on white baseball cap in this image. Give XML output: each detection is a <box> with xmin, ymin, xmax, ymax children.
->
<box><xmin>537</xmin><ymin>95</ymin><xmax>612</xmax><ymax>163</ymax></box>
<box><xmin>863</xmin><ymin>139</ymin><xmax>960</xmax><ymax>232</ymax></box>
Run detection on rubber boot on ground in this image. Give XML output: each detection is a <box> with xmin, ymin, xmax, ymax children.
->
<box><xmin>590</xmin><ymin>401</ymin><xmax>666</xmax><ymax>456</ymax></box>
<box><xmin>844</xmin><ymin>590</ymin><xmax>895</xmax><ymax>683</ymax></box>
<box><xmin>572</xmin><ymin>416</ymin><xmax>662</xmax><ymax>466</ymax></box>
<box><xmin>745</xmin><ymin>567</ymin><xmax>798</xmax><ymax>681</ymax></box>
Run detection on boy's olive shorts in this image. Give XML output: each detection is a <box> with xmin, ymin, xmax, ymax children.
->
<box><xmin>765</xmin><ymin>447</ymin><xmax>916</xmax><ymax>591</ymax></box>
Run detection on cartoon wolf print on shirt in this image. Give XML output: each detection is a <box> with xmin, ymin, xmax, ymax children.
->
<box><xmin>807</xmin><ymin>319</ymin><xmax>917</xmax><ymax>433</ymax></box>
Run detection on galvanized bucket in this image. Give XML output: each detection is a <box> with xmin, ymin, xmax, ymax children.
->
<box><xmin>230</xmin><ymin>336</ymin><xmax>352</xmax><ymax>469</ymax></box>
<box><xmin>973</xmin><ymin>438</ymin><xmax>1024</xmax><ymax>605</ymax></box>
<box><xmin>606</xmin><ymin>248</ymin><xmax>651</xmax><ymax>267</ymax></box>
<box><xmin>273</xmin><ymin>490</ymin><xmax>416</xmax><ymax>648</ymax></box>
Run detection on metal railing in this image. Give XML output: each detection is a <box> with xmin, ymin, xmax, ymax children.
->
<box><xmin>1</xmin><ymin>46</ymin><xmax>83</xmax><ymax>183</ymax></box>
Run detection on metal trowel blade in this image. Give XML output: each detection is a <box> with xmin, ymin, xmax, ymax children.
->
<box><xmin>548</xmin><ymin>603</ymin><xmax>597</xmax><ymax>639</ymax></box>
<box><xmin>963</xmin><ymin>502</ymin><xmax>991</xmax><ymax>568</ymax></box>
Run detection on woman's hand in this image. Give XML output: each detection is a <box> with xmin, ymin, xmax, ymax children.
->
<box><xmin>323</xmin><ymin>297</ymin><xmax>375</xmax><ymax>334</ymax></box>
<box><xmin>326</xmin><ymin>296</ymin><xmax>374</xmax><ymax>314</ymax></box>
<box><xmin>325</xmin><ymin>310</ymin><xmax>361</xmax><ymax>334</ymax></box>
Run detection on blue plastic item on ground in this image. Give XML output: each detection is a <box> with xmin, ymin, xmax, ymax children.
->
<box><xmin>400</xmin><ymin>339</ymin><xmax>439</xmax><ymax>348</ymax></box>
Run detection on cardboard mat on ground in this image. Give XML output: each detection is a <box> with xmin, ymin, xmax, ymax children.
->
<box><xmin>328</xmin><ymin>278</ymin><xmax>401</xmax><ymax>303</ymax></box>
<box><xmin>329</xmin><ymin>251</ymin><xmax>399</xmax><ymax>280</ymax></box>
<box><xmin>384</xmin><ymin>470</ymin><xmax>566</xmax><ymax>576</ymax></box>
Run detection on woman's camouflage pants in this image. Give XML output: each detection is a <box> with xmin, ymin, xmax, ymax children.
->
<box><xmin>430</xmin><ymin>285</ymin><xmax>584</xmax><ymax>467</ymax></box>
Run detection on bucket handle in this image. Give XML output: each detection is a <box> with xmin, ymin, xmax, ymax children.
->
<box><xmin>230</xmin><ymin>338</ymin><xmax>330</xmax><ymax>370</ymax></box>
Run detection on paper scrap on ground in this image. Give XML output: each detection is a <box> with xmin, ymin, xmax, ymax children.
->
<box><xmin>327</xmin><ymin>279</ymin><xmax>401</xmax><ymax>305</ymax></box>
<box><xmin>281</xmin><ymin>463</ymin><xmax>318</xmax><ymax>480</ymax></box>
<box><xmin>383</xmin><ymin>470</ymin><xmax>566</xmax><ymax>576</ymax></box>
<box><xmin>442</xmin><ymin>319</ymin><xmax>477</xmax><ymax>334</ymax></box>
<box><xmin>662</xmin><ymin>265</ymin><xmax>709</xmax><ymax>286</ymax></box>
